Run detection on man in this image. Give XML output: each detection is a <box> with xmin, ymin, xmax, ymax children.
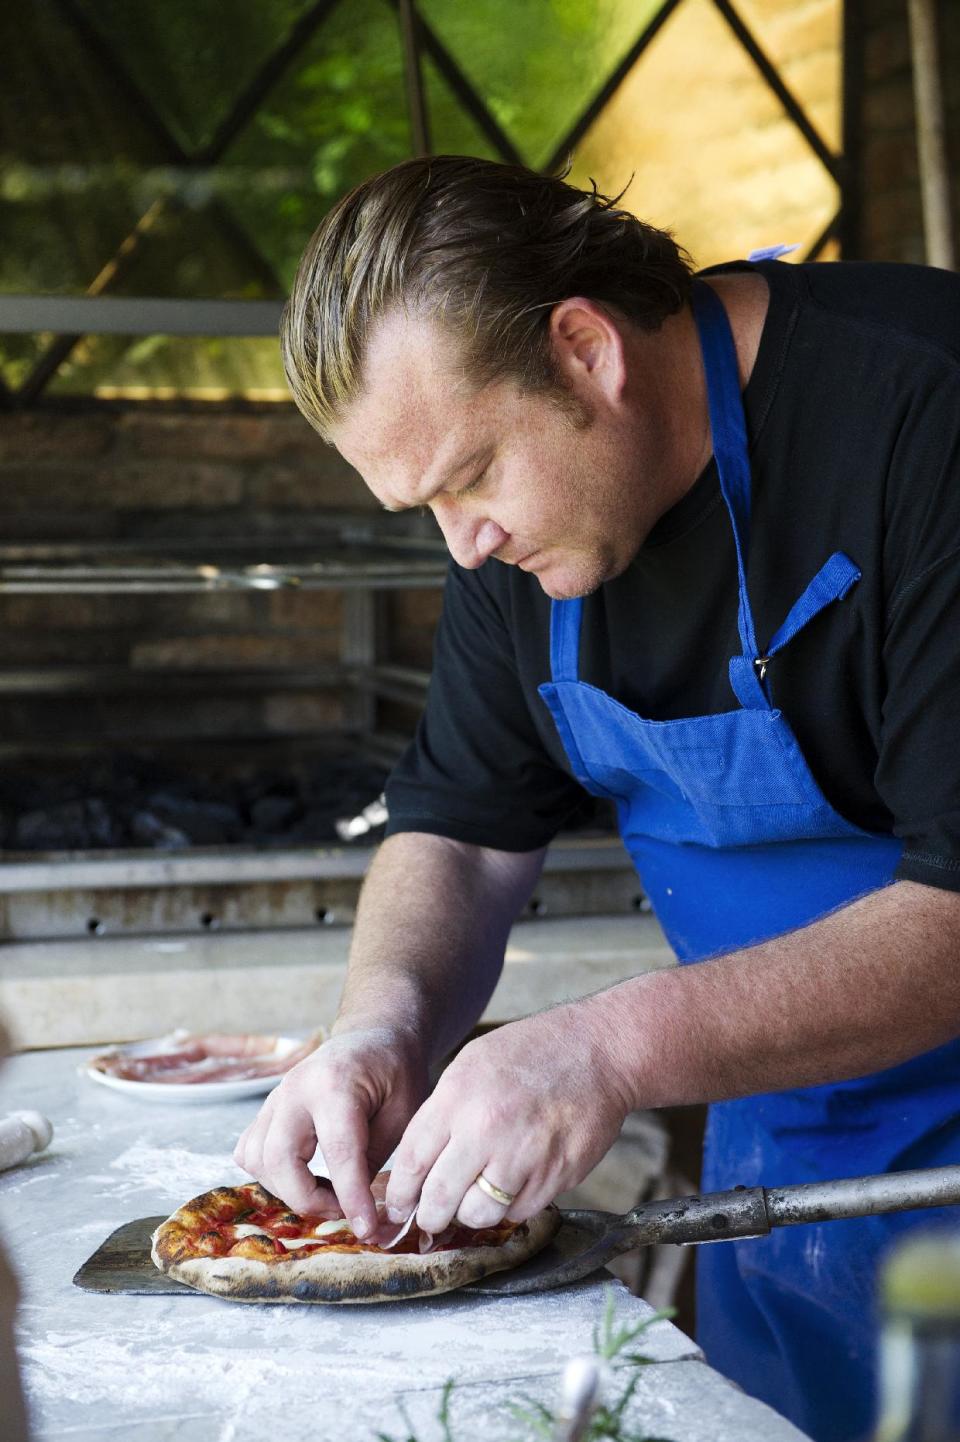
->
<box><xmin>235</xmin><ymin>155</ymin><xmax>960</xmax><ymax>1440</ymax></box>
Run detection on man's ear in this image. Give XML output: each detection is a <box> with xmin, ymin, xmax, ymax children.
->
<box><xmin>549</xmin><ymin>296</ymin><xmax>627</xmax><ymax>404</ymax></box>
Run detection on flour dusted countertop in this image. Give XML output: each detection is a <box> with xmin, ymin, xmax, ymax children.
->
<box><xmin>0</xmin><ymin>1046</ymin><xmax>810</xmax><ymax>1442</ymax></box>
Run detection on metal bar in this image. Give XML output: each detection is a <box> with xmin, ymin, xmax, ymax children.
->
<box><xmin>197</xmin><ymin>0</ymin><xmax>345</xmax><ymax>164</ymax></box>
<box><xmin>16</xmin><ymin>0</ymin><xmax>340</xmax><ymax>404</ymax></box>
<box><xmin>15</xmin><ymin>199</ymin><xmax>166</xmax><ymax>406</ymax></box>
<box><xmin>349</xmin><ymin>665</ymin><xmax>429</xmax><ymax>708</ymax></box>
<box><xmin>397</xmin><ymin>0</ymin><xmax>431</xmax><ymax>157</ymax></box>
<box><xmin>51</xmin><ymin>0</ymin><xmax>286</xmax><ymax>301</ymax></box>
<box><xmin>626</xmin><ymin>1186</ymin><xmax>772</xmax><ymax>1247</ymax></box>
<box><xmin>0</xmin><ymin>297</ymin><xmax>284</xmax><ymax>338</ymax></box>
<box><xmin>838</xmin><ymin>0</ymin><xmax>865</xmax><ymax>259</ymax></box>
<box><xmin>0</xmin><ymin>562</ymin><xmax>445</xmax><ymax>594</ymax></box>
<box><xmin>711</xmin><ymin>0</ymin><xmax>841</xmax><ymax>182</ymax></box>
<box><xmin>0</xmin><ymin>666</ymin><xmax>343</xmax><ymax>696</ymax></box>
<box><xmin>359</xmin><ymin>662</ymin><xmax>431</xmax><ymax>692</ymax></box>
<box><xmin>384</xmin><ymin>0</ymin><xmax>525</xmax><ymax>165</ymax></box>
<box><xmin>907</xmin><ymin>0</ymin><xmax>956</xmax><ymax>270</ymax></box>
<box><xmin>767</xmin><ymin>1165</ymin><xmax>960</xmax><ymax>1226</ymax></box>
<box><xmin>52</xmin><ymin>0</ymin><xmax>188</xmax><ymax>161</ymax></box>
<box><xmin>544</xmin><ymin>0</ymin><xmax>684</xmax><ymax>174</ymax></box>
<box><xmin>0</xmin><ymin>836</ymin><xmax>631</xmax><ymax>894</ymax></box>
<box><xmin>0</xmin><ymin>847</ymin><xmax>372</xmax><ymax>892</ymax></box>
<box><xmin>341</xmin><ymin>588</ymin><xmax>380</xmax><ymax>734</ymax></box>
<box><xmin>0</xmin><ymin>526</ymin><xmax>445</xmax><ymax>562</ymax></box>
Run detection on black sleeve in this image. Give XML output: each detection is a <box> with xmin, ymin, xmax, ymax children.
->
<box><xmin>879</xmin><ymin>389</ymin><xmax>960</xmax><ymax>892</ymax></box>
<box><xmin>385</xmin><ymin>561</ymin><xmax>588</xmax><ymax>851</ymax></box>
<box><xmin>884</xmin><ymin>546</ymin><xmax>960</xmax><ymax>891</ymax></box>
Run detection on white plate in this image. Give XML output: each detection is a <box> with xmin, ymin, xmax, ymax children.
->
<box><xmin>82</xmin><ymin>1032</ymin><xmax>306</xmax><ymax>1104</ymax></box>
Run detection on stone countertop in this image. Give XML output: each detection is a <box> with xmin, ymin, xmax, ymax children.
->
<box><xmin>0</xmin><ymin>1046</ymin><xmax>810</xmax><ymax>1442</ymax></box>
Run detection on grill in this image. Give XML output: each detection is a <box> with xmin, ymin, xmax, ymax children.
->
<box><xmin>0</xmin><ymin>513</ymin><xmax>639</xmax><ymax>943</ymax></box>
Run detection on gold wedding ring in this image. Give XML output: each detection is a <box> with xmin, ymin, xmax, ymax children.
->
<box><xmin>475</xmin><ymin>1172</ymin><xmax>515</xmax><ymax>1206</ymax></box>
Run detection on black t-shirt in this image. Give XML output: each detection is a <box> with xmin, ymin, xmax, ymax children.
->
<box><xmin>385</xmin><ymin>258</ymin><xmax>960</xmax><ymax>894</ymax></box>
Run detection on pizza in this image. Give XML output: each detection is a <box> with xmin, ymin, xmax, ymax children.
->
<box><xmin>151</xmin><ymin>1172</ymin><xmax>560</xmax><ymax>1304</ymax></box>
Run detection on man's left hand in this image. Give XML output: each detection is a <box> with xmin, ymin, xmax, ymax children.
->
<box><xmin>383</xmin><ymin>997</ymin><xmax>634</xmax><ymax>1233</ymax></box>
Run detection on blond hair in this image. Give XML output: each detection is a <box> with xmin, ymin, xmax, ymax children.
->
<box><xmin>281</xmin><ymin>155</ymin><xmax>693</xmax><ymax>439</ymax></box>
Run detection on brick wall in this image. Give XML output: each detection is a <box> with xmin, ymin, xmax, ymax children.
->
<box><xmin>0</xmin><ymin>404</ymin><xmax>441</xmax><ymax>752</ymax></box>
<box><xmin>855</xmin><ymin>0</ymin><xmax>960</xmax><ymax>262</ymax></box>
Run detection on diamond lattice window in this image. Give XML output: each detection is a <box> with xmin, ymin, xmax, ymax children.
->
<box><xmin>0</xmin><ymin>0</ymin><xmax>841</xmax><ymax>403</ymax></box>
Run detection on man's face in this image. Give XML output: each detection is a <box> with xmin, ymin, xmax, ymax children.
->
<box><xmin>331</xmin><ymin>308</ymin><xmax>674</xmax><ymax>600</ymax></box>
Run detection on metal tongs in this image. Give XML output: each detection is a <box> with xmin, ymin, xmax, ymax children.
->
<box><xmin>465</xmin><ymin>1163</ymin><xmax>960</xmax><ymax>1296</ymax></box>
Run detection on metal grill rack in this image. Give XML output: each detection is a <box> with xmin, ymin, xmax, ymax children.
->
<box><xmin>0</xmin><ymin>518</ymin><xmax>642</xmax><ymax>942</ymax></box>
<box><xmin>0</xmin><ymin>516</ymin><xmax>447</xmax><ymax>763</ymax></box>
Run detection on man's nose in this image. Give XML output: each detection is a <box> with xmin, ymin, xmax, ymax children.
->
<box><xmin>432</xmin><ymin>500</ymin><xmax>505</xmax><ymax>569</ymax></box>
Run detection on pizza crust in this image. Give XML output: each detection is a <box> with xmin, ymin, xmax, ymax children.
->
<box><xmin>151</xmin><ymin>1190</ymin><xmax>560</xmax><ymax>1305</ymax></box>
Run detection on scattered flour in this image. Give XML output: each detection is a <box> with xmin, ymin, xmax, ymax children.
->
<box><xmin>90</xmin><ymin>1138</ymin><xmax>243</xmax><ymax>1200</ymax></box>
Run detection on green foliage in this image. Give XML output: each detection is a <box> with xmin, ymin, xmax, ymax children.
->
<box><xmin>376</xmin><ymin>1286</ymin><xmax>677</xmax><ymax>1442</ymax></box>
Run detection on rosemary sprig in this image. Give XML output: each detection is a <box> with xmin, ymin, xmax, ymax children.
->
<box><xmin>376</xmin><ymin>1286</ymin><xmax>677</xmax><ymax>1442</ymax></box>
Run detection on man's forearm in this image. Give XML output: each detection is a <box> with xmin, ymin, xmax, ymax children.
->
<box><xmin>592</xmin><ymin>879</ymin><xmax>960</xmax><ymax>1111</ymax></box>
<box><xmin>333</xmin><ymin>831</ymin><xmax>546</xmax><ymax>1063</ymax></box>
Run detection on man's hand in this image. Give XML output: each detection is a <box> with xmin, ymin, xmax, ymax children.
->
<box><xmin>233</xmin><ymin>1026</ymin><xmax>430</xmax><ymax>1238</ymax></box>
<box><xmin>384</xmin><ymin>997</ymin><xmax>634</xmax><ymax>1235</ymax></box>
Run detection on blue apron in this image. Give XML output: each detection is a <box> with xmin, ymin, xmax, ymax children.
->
<box><xmin>538</xmin><ymin>279</ymin><xmax>960</xmax><ymax>1442</ymax></box>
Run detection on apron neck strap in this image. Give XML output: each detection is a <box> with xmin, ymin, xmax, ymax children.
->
<box><xmin>547</xmin><ymin>284</ymin><xmax>862</xmax><ymax>700</ymax></box>
<box><xmin>549</xmin><ymin>596</ymin><xmax>583</xmax><ymax>682</ymax></box>
<box><xmin>691</xmin><ymin>280</ymin><xmax>760</xmax><ymax>664</ymax></box>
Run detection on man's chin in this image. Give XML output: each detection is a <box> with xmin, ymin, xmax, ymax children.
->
<box><xmin>534</xmin><ymin>556</ymin><xmax>614</xmax><ymax>601</ymax></box>
<box><xmin>536</xmin><ymin>573</ymin><xmax>604</xmax><ymax>601</ymax></box>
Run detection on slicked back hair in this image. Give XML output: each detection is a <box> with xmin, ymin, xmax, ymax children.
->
<box><xmin>281</xmin><ymin>155</ymin><xmax>694</xmax><ymax>439</ymax></box>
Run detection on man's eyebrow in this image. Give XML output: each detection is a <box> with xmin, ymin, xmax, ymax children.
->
<box><xmin>381</xmin><ymin>446</ymin><xmax>490</xmax><ymax>514</ymax></box>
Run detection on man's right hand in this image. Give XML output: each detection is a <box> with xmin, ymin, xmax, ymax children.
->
<box><xmin>232</xmin><ymin>1025</ymin><xmax>430</xmax><ymax>1238</ymax></box>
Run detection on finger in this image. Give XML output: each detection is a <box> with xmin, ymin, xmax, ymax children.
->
<box><xmin>501</xmin><ymin>1175</ymin><xmax>558</xmax><ymax>1225</ymax></box>
<box><xmin>312</xmin><ymin>1102</ymin><xmax>381</xmax><ymax>1238</ymax></box>
<box><xmin>364</xmin><ymin>1125</ymin><xmax>404</xmax><ymax>1189</ymax></box>
<box><xmin>233</xmin><ymin>1089</ymin><xmax>279</xmax><ymax>1176</ymax></box>
<box><xmin>455</xmin><ymin>1164</ymin><xmax>526</xmax><ymax>1230</ymax></box>
<box><xmin>255</xmin><ymin>1101</ymin><xmax>335</xmax><ymax>1215</ymax></box>
<box><xmin>413</xmin><ymin>1139</ymin><xmax>493</xmax><ymax>1236</ymax></box>
<box><xmin>384</xmin><ymin>1110</ymin><xmax>450</xmax><ymax>1224</ymax></box>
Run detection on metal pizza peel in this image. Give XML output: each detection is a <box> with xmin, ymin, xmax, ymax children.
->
<box><xmin>74</xmin><ymin>1216</ymin><xmax>191</xmax><ymax>1294</ymax></box>
<box><xmin>74</xmin><ymin>1164</ymin><xmax>960</xmax><ymax>1299</ymax></box>
<box><xmin>463</xmin><ymin>1163</ymin><xmax>960</xmax><ymax>1295</ymax></box>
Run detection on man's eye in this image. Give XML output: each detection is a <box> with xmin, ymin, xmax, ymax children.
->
<box><xmin>460</xmin><ymin>469</ymin><xmax>487</xmax><ymax>498</ymax></box>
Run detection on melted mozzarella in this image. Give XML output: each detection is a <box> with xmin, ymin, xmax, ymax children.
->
<box><xmin>314</xmin><ymin>1218</ymin><xmax>352</xmax><ymax>1237</ymax></box>
<box><xmin>230</xmin><ymin>1218</ymin><xmax>353</xmax><ymax>1249</ymax></box>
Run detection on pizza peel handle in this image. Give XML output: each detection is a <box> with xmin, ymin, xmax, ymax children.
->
<box><xmin>466</xmin><ymin>1163</ymin><xmax>960</xmax><ymax>1296</ymax></box>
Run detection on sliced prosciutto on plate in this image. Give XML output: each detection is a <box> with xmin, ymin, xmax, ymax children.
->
<box><xmin>89</xmin><ymin>1030</ymin><xmax>323</xmax><ymax>1086</ymax></box>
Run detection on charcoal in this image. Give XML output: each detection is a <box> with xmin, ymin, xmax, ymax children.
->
<box><xmin>145</xmin><ymin>793</ymin><xmax>241</xmax><ymax>845</ymax></box>
<box><xmin>0</xmin><ymin>752</ymin><xmax>391</xmax><ymax>852</ymax></box>
<box><xmin>282</xmin><ymin>807</ymin><xmax>339</xmax><ymax>844</ymax></box>
<box><xmin>84</xmin><ymin>797</ymin><xmax>124</xmax><ymax>848</ymax></box>
<box><xmin>249</xmin><ymin>794</ymin><xmax>302</xmax><ymax>834</ymax></box>
<box><xmin>129</xmin><ymin>809</ymin><xmax>191</xmax><ymax>849</ymax></box>
<box><xmin>15</xmin><ymin>800</ymin><xmax>92</xmax><ymax>850</ymax></box>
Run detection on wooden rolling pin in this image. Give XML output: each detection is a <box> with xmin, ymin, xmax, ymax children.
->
<box><xmin>0</xmin><ymin>1111</ymin><xmax>53</xmax><ymax>1172</ymax></box>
